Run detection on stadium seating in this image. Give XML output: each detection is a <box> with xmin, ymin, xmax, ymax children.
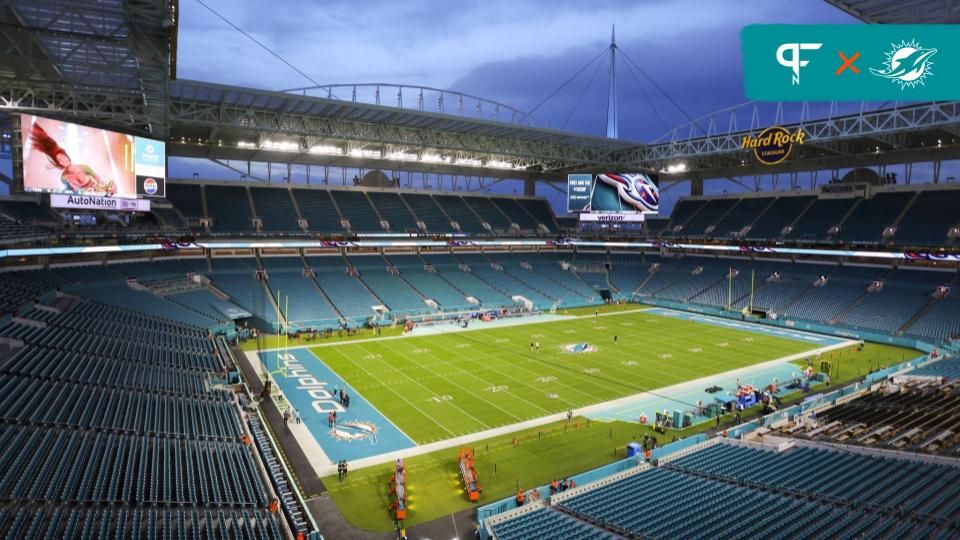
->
<box><xmin>0</xmin><ymin>199</ymin><xmax>55</xmax><ymax>222</ymax></box>
<box><xmin>464</xmin><ymin>196</ymin><xmax>512</xmax><ymax>231</ymax></box>
<box><xmin>517</xmin><ymin>198</ymin><xmax>560</xmax><ymax>233</ymax></box>
<box><xmin>312</xmin><ymin>270</ymin><xmax>381</xmax><ymax>323</ymax></box>
<box><xmin>668</xmin><ymin>443</ymin><xmax>960</xmax><ymax>522</ymax></box>
<box><xmin>840</xmin><ymin>270</ymin><xmax>948</xmax><ymax>333</ymax></box>
<box><xmin>367</xmin><ymin>191</ymin><xmax>420</xmax><ymax>232</ymax></box>
<box><xmin>490</xmin><ymin>507</ymin><xmax>612</xmax><ymax>540</ymax></box>
<box><xmin>358</xmin><ymin>270</ymin><xmax>431</xmax><ymax>315</ymax></box>
<box><xmin>784</xmin><ymin>197</ymin><xmax>858</xmax><ymax>241</ymax></box>
<box><xmin>709</xmin><ymin>196</ymin><xmax>775</xmax><ymax>238</ymax></box>
<box><xmin>79</xmin><ymin>284</ymin><xmax>220</xmax><ymax>328</ymax></box>
<box><xmin>458</xmin><ymin>254</ymin><xmax>556</xmax><ymax>309</ymax></box>
<box><xmin>164</xmin><ymin>183</ymin><xmax>206</xmax><ymax>231</ymax></box>
<box><xmin>166</xmin><ymin>288</ymin><xmax>231</xmax><ymax>323</ymax></box>
<box><xmin>267</xmin><ymin>272</ymin><xmax>341</xmax><ymax>327</ymax></box>
<box><xmin>742</xmin><ymin>195</ymin><xmax>814</xmax><ymax>240</ymax></box>
<box><xmin>491</xmin><ymin>198</ymin><xmax>540</xmax><ymax>232</ymax></box>
<box><xmin>436</xmin><ymin>194</ymin><xmax>488</xmax><ymax>233</ymax></box>
<box><xmin>910</xmin><ymin>357</ymin><xmax>960</xmax><ymax>378</ymax></box>
<box><xmin>293</xmin><ymin>189</ymin><xmax>346</xmax><ymax>232</ymax></box>
<box><xmin>250</xmin><ymin>187</ymin><xmax>302</xmax><ymax>232</ymax></box>
<box><xmin>661</xmin><ymin>199</ymin><xmax>708</xmax><ymax>236</ymax></box>
<box><xmin>151</xmin><ymin>205</ymin><xmax>188</xmax><ymax>229</ymax></box>
<box><xmin>894</xmin><ymin>189</ymin><xmax>960</xmax><ymax>246</ymax></box>
<box><xmin>401</xmin><ymin>193</ymin><xmax>453</xmax><ymax>232</ymax></box>
<box><xmin>330</xmin><ymin>190</ymin><xmax>383</xmax><ymax>232</ymax></box>
<box><xmin>206</xmin><ymin>185</ymin><xmax>256</xmax><ymax>234</ymax></box>
<box><xmin>420</xmin><ymin>253</ymin><xmax>514</xmax><ymax>308</ymax></box>
<box><xmin>678</xmin><ymin>198</ymin><xmax>739</xmax><ymax>237</ymax></box>
<box><xmin>906</xmin><ymin>296</ymin><xmax>960</xmax><ymax>343</ymax></box>
<box><xmin>386</xmin><ymin>255</ymin><xmax>472</xmax><ymax>311</ymax></box>
<box><xmin>834</xmin><ymin>191</ymin><xmax>915</xmax><ymax>243</ymax></box>
<box><xmin>209</xmin><ymin>274</ymin><xmax>278</xmax><ymax>324</ymax></box>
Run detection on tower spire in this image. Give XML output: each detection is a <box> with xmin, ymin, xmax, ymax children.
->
<box><xmin>606</xmin><ymin>24</ymin><xmax>618</xmax><ymax>139</ymax></box>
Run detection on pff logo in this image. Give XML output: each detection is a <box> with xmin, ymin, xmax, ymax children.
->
<box><xmin>870</xmin><ymin>39</ymin><xmax>937</xmax><ymax>89</ymax></box>
<box><xmin>776</xmin><ymin>42</ymin><xmax>823</xmax><ymax>85</ymax></box>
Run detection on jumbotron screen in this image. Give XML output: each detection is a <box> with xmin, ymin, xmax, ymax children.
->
<box><xmin>20</xmin><ymin>114</ymin><xmax>166</xmax><ymax>198</ymax></box>
<box><xmin>567</xmin><ymin>172</ymin><xmax>660</xmax><ymax>215</ymax></box>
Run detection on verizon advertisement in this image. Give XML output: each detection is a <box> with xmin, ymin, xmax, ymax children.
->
<box><xmin>578</xmin><ymin>212</ymin><xmax>646</xmax><ymax>222</ymax></box>
<box><xmin>50</xmin><ymin>193</ymin><xmax>151</xmax><ymax>212</ymax></box>
<box><xmin>21</xmin><ymin>114</ymin><xmax>166</xmax><ymax>198</ymax></box>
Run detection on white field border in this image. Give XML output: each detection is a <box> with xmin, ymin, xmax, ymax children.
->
<box><xmin>254</xmin><ymin>311</ymin><xmax>856</xmax><ymax>476</ymax></box>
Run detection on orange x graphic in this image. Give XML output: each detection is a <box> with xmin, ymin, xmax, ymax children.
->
<box><xmin>836</xmin><ymin>51</ymin><xmax>860</xmax><ymax>75</ymax></box>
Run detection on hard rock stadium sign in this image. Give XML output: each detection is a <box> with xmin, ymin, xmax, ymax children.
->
<box><xmin>742</xmin><ymin>126</ymin><xmax>807</xmax><ymax>165</ymax></box>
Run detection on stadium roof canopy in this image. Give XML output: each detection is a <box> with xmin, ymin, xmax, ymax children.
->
<box><xmin>0</xmin><ymin>0</ymin><xmax>175</xmax><ymax>137</ymax></box>
<box><xmin>825</xmin><ymin>0</ymin><xmax>960</xmax><ymax>24</ymax></box>
<box><xmin>2</xmin><ymin>0</ymin><xmax>960</xmax><ymax>188</ymax></box>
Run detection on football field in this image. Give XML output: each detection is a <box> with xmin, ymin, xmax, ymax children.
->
<box><xmin>308</xmin><ymin>309</ymin><xmax>829</xmax><ymax>444</ymax></box>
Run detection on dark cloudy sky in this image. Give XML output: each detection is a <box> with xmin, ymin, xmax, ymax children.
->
<box><xmin>169</xmin><ymin>0</ymin><xmax>889</xmax><ymax>212</ymax></box>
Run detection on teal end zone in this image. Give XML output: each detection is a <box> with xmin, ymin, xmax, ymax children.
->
<box><xmin>262</xmin><ymin>349</ymin><xmax>416</xmax><ymax>462</ymax></box>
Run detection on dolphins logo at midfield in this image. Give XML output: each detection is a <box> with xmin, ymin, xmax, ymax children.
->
<box><xmin>596</xmin><ymin>173</ymin><xmax>660</xmax><ymax>213</ymax></box>
<box><xmin>330</xmin><ymin>420</ymin><xmax>379</xmax><ymax>444</ymax></box>
<box><xmin>869</xmin><ymin>40</ymin><xmax>937</xmax><ymax>89</ymax></box>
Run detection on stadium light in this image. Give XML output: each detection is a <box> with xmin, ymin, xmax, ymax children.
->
<box><xmin>456</xmin><ymin>158</ymin><xmax>482</xmax><ymax>167</ymax></box>
<box><xmin>387</xmin><ymin>151</ymin><xmax>418</xmax><ymax>161</ymax></box>
<box><xmin>309</xmin><ymin>145</ymin><xmax>343</xmax><ymax>155</ymax></box>
<box><xmin>236</xmin><ymin>141</ymin><xmax>257</xmax><ymax>149</ymax></box>
<box><xmin>263</xmin><ymin>140</ymin><xmax>300</xmax><ymax>152</ymax></box>
<box><xmin>486</xmin><ymin>160</ymin><xmax>515</xmax><ymax>169</ymax></box>
<box><xmin>421</xmin><ymin>153</ymin><xmax>450</xmax><ymax>163</ymax></box>
<box><xmin>665</xmin><ymin>162</ymin><xmax>688</xmax><ymax>174</ymax></box>
<box><xmin>349</xmin><ymin>148</ymin><xmax>380</xmax><ymax>158</ymax></box>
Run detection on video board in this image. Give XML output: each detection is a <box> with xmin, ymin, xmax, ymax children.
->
<box><xmin>567</xmin><ymin>172</ymin><xmax>659</xmax><ymax>216</ymax></box>
<box><xmin>20</xmin><ymin>114</ymin><xmax>166</xmax><ymax>198</ymax></box>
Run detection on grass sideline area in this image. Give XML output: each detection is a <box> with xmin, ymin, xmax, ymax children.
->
<box><xmin>322</xmin><ymin>416</ymin><xmax>685</xmax><ymax>531</ymax></box>
<box><xmin>789</xmin><ymin>341</ymin><xmax>919</xmax><ymax>385</ymax></box>
<box><xmin>308</xmin><ymin>309</ymin><xmax>825</xmax><ymax>443</ymax></box>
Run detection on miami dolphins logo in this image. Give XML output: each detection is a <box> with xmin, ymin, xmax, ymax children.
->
<box><xmin>596</xmin><ymin>173</ymin><xmax>659</xmax><ymax>213</ymax></box>
<box><xmin>330</xmin><ymin>421</ymin><xmax>379</xmax><ymax>444</ymax></box>
<box><xmin>870</xmin><ymin>40</ymin><xmax>937</xmax><ymax>89</ymax></box>
<box><xmin>563</xmin><ymin>343</ymin><xmax>597</xmax><ymax>354</ymax></box>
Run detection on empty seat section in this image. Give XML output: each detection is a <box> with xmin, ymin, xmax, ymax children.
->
<box><xmin>835</xmin><ymin>192</ymin><xmax>914</xmax><ymax>243</ymax></box>
<box><xmin>906</xmin><ymin>296</ymin><xmax>960</xmax><ymax>342</ymax></box>
<box><xmin>359</xmin><ymin>271</ymin><xmax>429</xmax><ymax>315</ymax></box>
<box><xmin>401</xmin><ymin>193</ymin><xmax>453</xmax><ymax>232</ymax></box>
<box><xmin>150</xmin><ymin>206</ymin><xmax>188</xmax><ymax>228</ymax></box>
<box><xmin>893</xmin><ymin>189</ymin><xmax>960</xmax><ymax>246</ymax></box>
<box><xmin>249</xmin><ymin>187</ymin><xmax>301</xmax><ymax>232</ymax></box>
<box><xmin>517</xmin><ymin>198</ymin><xmax>559</xmax><ymax>232</ymax></box>
<box><xmin>435</xmin><ymin>194</ymin><xmax>486</xmax><ymax>233</ymax></box>
<box><xmin>205</xmin><ymin>186</ymin><xmax>255</xmax><ymax>233</ymax></box>
<box><xmin>841</xmin><ymin>269</ymin><xmax>952</xmax><ymax>333</ymax></box>
<box><xmin>209</xmin><ymin>274</ymin><xmax>277</xmax><ymax>323</ymax></box>
<box><xmin>312</xmin><ymin>270</ymin><xmax>379</xmax><ymax>324</ymax></box>
<box><xmin>711</xmin><ymin>197</ymin><xmax>775</xmax><ymax>237</ymax></box>
<box><xmin>491</xmin><ymin>198</ymin><xmax>538</xmax><ymax>231</ymax></box>
<box><xmin>785</xmin><ymin>198</ymin><xmax>857</xmax><ymax>241</ymax></box>
<box><xmin>679</xmin><ymin>198</ymin><xmax>739</xmax><ymax>237</ymax></box>
<box><xmin>661</xmin><ymin>199</ymin><xmax>708</xmax><ymax>237</ymax></box>
<box><xmin>744</xmin><ymin>195</ymin><xmax>814</xmax><ymax>240</ymax></box>
<box><xmin>166</xmin><ymin>289</ymin><xmax>229</xmax><ymax>323</ymax></box>
<box><xmin>259</xmin><ymin>257</ymin><xmax>304</xmax><ymax>273</ymax></box>
<box><xmin>329</xmin><ymin>191</ymin><xmax>382</xmax><ymax>232</ymax></box>
<box><xmin>293</xmin><ymin>189</ymin><xmax>344</xmax><ymax>233</ymax></box>
<box><xmin>463</xmin><ymin>196</ymin><xmax>511</xmax><ymax>230</ymax></box>
<box><xmin>266</xmin><ymin>273</ymin><xmax>339</xmax><ymax>327</ymax></box>
<box><xmin>164</xmin><ymin>184</ymin><xmax>205</xmax><ymax>230</ymax></box>
<box><xmin>367</xmin><ymin>192</ymin><xmax>419</xmax><ymax>232</ymax></box>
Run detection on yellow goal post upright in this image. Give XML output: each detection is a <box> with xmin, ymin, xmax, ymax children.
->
<box><xmin>272</xmin><ymin>289</ymin><xmax>290</xmax><ymax>378</ymax></box>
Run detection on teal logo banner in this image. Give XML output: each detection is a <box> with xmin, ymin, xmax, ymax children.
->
<box><xmin>743</xmin><ymin>25</ymin><xmax>960</xmax><ymax>100</ymax></box>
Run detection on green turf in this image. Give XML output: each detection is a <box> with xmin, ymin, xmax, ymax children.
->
<box><xmin>790</xmin><ymin>341</ymin><xmax>921</xmax><ymax>384</ymax></box>
<box><xmin>308</xmin><ymin>309</ymin><xmax>826</xmax><ymax>444</ymax></box>
<box><xmin>322</xmin><ymin>416</ymin><xmax>680</xmax><ymax>531</ymax></box>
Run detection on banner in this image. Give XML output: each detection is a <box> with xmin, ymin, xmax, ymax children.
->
<box><xmin>50</xmin><ymin>193</ymin><xmax>151</xmax><ymax>212</ymax></box>
<box><xmin>742</xmin><ymin>25</ymin><xmax>960</xmax><ymax>100</ymax></box>
<box><xmin>579</xmin><ymin>213</ymin><xmax>646</xmax><ymax>222</ymax></box>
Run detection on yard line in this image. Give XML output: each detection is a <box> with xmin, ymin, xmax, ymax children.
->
<box><xmin>387</xmin><ymin>339</ymin><xmax>534</xmax><ymax>420</ymax></box>
<box><xmin>422</xmin><ymin>331</ymin><xmax>586</xmax><ymax>410</ymax></box>
<box><xmin>318</xmin><ymin>345</ymin><xmax>459</xmax><ymax>439</ymax></box>
<box><xmin>348</xmin><ymin>341</ymin><xmax>495</xmax><ymax>433</ymax></box>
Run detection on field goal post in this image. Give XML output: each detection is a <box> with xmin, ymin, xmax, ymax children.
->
<box><xmin>271</xmin><ymin>289</ymin><xmax>291</xmax><ymax>378</ymax></box>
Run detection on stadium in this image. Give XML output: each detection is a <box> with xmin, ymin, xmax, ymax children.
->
<box><xmin>1</xmin><ymin>1</ymin><xmax>960</xmax><ymax>539</ymax></box>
